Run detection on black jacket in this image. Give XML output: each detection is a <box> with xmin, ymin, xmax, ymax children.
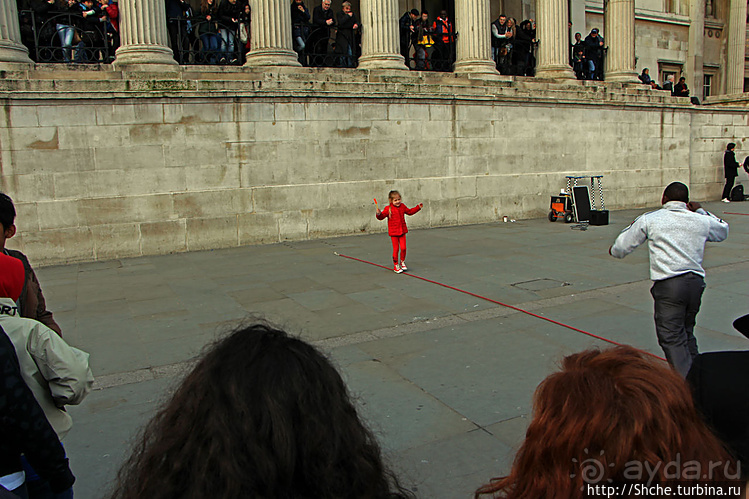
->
<box><xmin>514</xmin><ymin>22</ymin><xmax>534</xmax><ymax>54</ymax></box>
<box><xmin>217</xmin><ymin>0</ymin><xmax>243</xmax><ymax>30</ymax></box>
<box><xmin>724</xmin><ymin>150</ymin><xmax>740</xmax><ymax>178</ymax></box>
<box><xmin>77</xmin><ymin>1</ymin><xmax>102</xmax><ymax>31</ymax></box>
<box><xmin>291</xmin><ymin>2</ymin><xmax>310</xmax><ymax>23</ymax></box>
<box><xmin>335</xmin><ymin>10</ymin><xmax>358</xmax><ymax>51</ymax></box>
<box><xmin>399</xmin><ymin>12</ymin><xmax>416</xmax><ymax>43</ymax></box>
<box><xmin>674</xmin><ymin>81</ymin><xmax>689</xmax><ymax>97</ymax></box>
<box><xmin>165</xmin><ymin>0</ymin><xmax>190</xmax><ymax>20</ymax></box>
<box><xmin>583</xmin><ymin>34</ymin><xmax>604</xmax><ymax>60</ymax></box>
<box><xmin>312</xmin><ymin>5</ymin><xmax>334</xmax><ymax>28</ymax></box>
<box><xmin>0</xmin><ymin>328</ymin><xmax>75</xmax><ymax>493</ymax></box>
<box><xmin>198</xmin><ymin>2</ymin><xmax>220</xmax><ymax>35</ymax></box>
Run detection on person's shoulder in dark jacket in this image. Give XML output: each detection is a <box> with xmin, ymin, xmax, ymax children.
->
<box><xmin>4</xmin><ymin>249</ymin><xmax>62</xmax><ymax>336</ymax></box>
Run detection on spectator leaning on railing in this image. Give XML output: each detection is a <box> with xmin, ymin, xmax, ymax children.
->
<box><xmin>198</xmin><ymin>0</ymin><xmax>221</xmax><ymax>64</ymax></box>
<box><xmin>217</xmin><ymin>0</ymin><xmax>244</xmax><ymax>64</ymax></box>
<box><xmin>165</xmin><ymin>0</ymin><xmax>191</xmax><ymax>63</ymax></box>
<box><xmin>335</xmin><ymin>1</ymin><xmax>359</xmax><ymax>68</ymax></box>
<box><xmin>431</xmin><ymin>10</ymin><xmax>453</xmax><ymax>71</ymax></box>
<box><xmin>291</xmin><ymin>0</ymin><xmax>310</xmax><ymax>54</ymax></box>
<box><xmin>398</xmin><ymin>8</ymin><xmax>419</xmax><ymax>63</ymax></box>
<box><xmin>414</xmin><ymin>10</ymin><xmax>432</xmax><ymax>70</ymax></box>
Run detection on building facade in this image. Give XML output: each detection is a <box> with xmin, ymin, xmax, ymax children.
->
<box><xmin>0</xmin><ymin>0</ymin><xmax>747</xmax><ymax>265</ymax></box>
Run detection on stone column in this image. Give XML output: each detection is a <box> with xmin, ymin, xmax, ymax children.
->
<box><xmin>724</xmin><ymin>0</ymin><xmax>747</xmax><ymax>94</ymax></box>
<box><xmin>358</xmin><ymin>0</ymin><xmax>407</xmax><ymax>70</ymax></box>
<box><xmin>604</xmin><ymin>0</ymin><xmax>639</xmax><ymax>82</ymax></box>
<box><xmin>245</xmin><ymin>0</ymin><xmax>301</xmax><ymax>67</ymax></box>
<box><xmin>685</xmin><ymin>0</ymin><xmax>705</xmax><ymax>98</ymax></box>
<box><xmin>535</xmin><ymin>0</ymin><xmax>575</xmax><ymax>79</ymax></box>
<box><xmin>453</xmin><ymin>0</ymin><xmax>498</xmax><ymax>75</ymax></box>
<box><xmin>114</xmin><ymin>0</ymin><xmax>178</xmax><ymax>70</ymax></box>
<box><xmin>0</xmin><ymin>0</ymin><xmax>33</xmax><ymax>65</ymax></box>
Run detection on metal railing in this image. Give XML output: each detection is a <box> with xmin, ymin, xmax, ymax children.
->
<box><xmin>401</xmin><ymin>32</ymin><xmax>455</xmax><ymax>72</ymax></box>
<box><xmin>20</xmin><ymin>10</ymin><xmax>113</xmax><ymax>63</ymax></box>
<box><xmin>167</xmin><ymin>18</ymin><xmax>244</xmax><ymax>65</ymax></box>
<box><xmin>292</xmin><ymin>24</ymin><xmax>360</xmax><ymax>68</ymax></box>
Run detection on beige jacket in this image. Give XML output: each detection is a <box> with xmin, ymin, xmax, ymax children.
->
<box><xmin>0</xmin><ymin>297</ymin><xmax>94</xmax><ymax>439</ymax></box>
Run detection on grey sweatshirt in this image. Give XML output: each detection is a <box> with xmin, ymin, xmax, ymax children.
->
<box><xmin>610</xmin><ymin>201</ymin><xmax>729</xmax><ymax>281</ymax></box>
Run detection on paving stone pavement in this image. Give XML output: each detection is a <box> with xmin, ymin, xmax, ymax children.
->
<box><xmin>33</xmin><ymin>203</ymin><xmax>749</xmax><ymax>499</ymax></box>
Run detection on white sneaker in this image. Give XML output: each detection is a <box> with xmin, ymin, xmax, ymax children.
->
<box><xmin>400</xmin><ymin>261</ymin><xmax>407</xmax><ymax>271</ymax></box>
<box><xmin>394</xmin><ymin>264</ymin><xmax>403</xmax><ymax>274</ymax></box>
<box><xmin>722</xmin><ymin>198</ymin><xmax>731</xmax><ymax>203</ymax></box>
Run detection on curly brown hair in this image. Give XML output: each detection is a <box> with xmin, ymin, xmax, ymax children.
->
<box><xmin>476</xmin><ymin>346</ymin><xmax>741</xmax><ymax>498</ymax></box>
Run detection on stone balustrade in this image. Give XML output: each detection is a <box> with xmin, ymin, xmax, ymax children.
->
<box><xmin>0</xmin><ymin>0</ymin><xmax>653</xmax><ymax>81</ymax></box>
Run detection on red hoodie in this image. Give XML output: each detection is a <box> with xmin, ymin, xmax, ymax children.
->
<box><xmin>376</xmin><ymin>203</ymin><xmax>421</xmax><ymax>236</ymax></box>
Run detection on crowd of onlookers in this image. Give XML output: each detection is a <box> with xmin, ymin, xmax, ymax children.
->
<box><xmin>569</xmin><ymin>27</ymin><xmax>606</xmax><ymax>80</ymax></box>
<box><xmin>14</xmin><ymin>0</ymin><xmax>707</xmax><ymax>85</ymax></box>
<box><xmin>17</xmin><ymin>0</ymin><xmax>120</xmax><ymax>63</ymax></box>
<box><xmin>165</xmin><ymin>0</ymin><xmax>251</xmax><ymax>65</ymax></box>
<box><xmin>291</xmin><ymin>0</ymin><xmax>361</xmax><ymax>68</ymax></box>
<box><xmin>639</xmin><ymin>68</ymin><xmax>693</xmax><ymax>97</ymax></box>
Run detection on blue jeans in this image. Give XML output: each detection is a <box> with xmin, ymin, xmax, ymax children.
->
<box><xmin>294</xmin><ymin>35</ymin><xmax>306</xmax><ymax>52</ymax></box>
<box><xmin>56</xmin><ymin>24</ymin><xmax>74</xmax><ymax>62</ymax></box>
<box><xmin>200</xmin><ymin>33</ymin><xmax>220</xmax><ymax>63</ymax></box>
<box><xmin>219</xmin><ymin>29</ymin><xmax>235</xmax><ymax>60</ymax></box>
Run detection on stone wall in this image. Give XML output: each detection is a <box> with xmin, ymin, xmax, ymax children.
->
<box><xmin>1</xmin><ymin>67</ymin><xmax>747</xmax><ymax>265</ymax></box>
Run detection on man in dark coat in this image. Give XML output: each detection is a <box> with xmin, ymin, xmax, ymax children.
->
<box><xmin>399</xmin><ymin>9</ymin><xmax>419</xmax><ymax>63</ymax></box>
<box><xmin>674</xmin><ymin>76</ymin><xmax>690</xmax><ymax>97</ymax></box>
<box><xmin>512</xmin><ymin>20</ymin><xmax>535</xmax><ymax>76</ymax></box>
<box><xmin>309</xmin><ymin>0</ymin><xmax>335</xmax><ymax>65</ymax></box>
<box><xmin>583</xmin><ymin>28</ymin><xmax>604</xmax><ymax>80</ymax></box>
<box><xmin>722</xmin><ymin>142</ymin><xmax>741</xmax><ymax>202</ymax></box>
<box><xmin>165</xmin><ymin>0</ymin><xmax>191</xmax><ymax>63</ymax></box>
<box><xmin>335</xmin><ymin>1</ymin><xmax>359</xmax><ymax>68</ymax></box>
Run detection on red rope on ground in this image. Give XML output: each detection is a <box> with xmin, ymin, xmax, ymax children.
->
<box><xmin>723</xmin><ymin>212</ymin><xmax>749</xmax><ymax>216</ymax></box>
<box><xmin>335</xmin><ymin>252</ymin><xmax>666</xmax><ymax>362</ymax></box>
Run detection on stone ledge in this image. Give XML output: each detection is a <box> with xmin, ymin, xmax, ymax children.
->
<box><xmin>0</xmin><ymin>67</ymin><xmax>703</xmax><ymax>110</ymax></box>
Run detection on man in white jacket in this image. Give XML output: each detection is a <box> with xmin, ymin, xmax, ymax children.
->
<box><xmin>0</xmin><ymin>252</ymin><xmax>93</xmax><ymax>440</ymax></box>
<box><xmin>609</xmin><ymin>182</ymin><xmax>729</xmax><ymax>377</ymax></box>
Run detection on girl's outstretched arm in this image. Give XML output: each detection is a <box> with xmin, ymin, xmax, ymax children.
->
<box><xmin>405</xmin><ymin>203</ymin><xmax>423</xmax><ymax>215</ymax></box>
<box><xmin>376</xmin><ymin>206</ymin><xmax>389</xmax><ymax>220</ymax></box>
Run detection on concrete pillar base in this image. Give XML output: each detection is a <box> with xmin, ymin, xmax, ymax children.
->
<box><xmin>0</xmin><ymin>41</ymin><xmax>33</xmax><ymax>65</ymax></box>
<box><xmin>244</xmin><ymin>49</ymin><xmax>301</xmax><ymax>68</ymax></box>
<box><xmin>113</xmin><ymin>45</ymin><xmax>178</xmax><ymax>69</ymax></box>
<box><xmin>357</xmin><ymin>54</ymin><xmax>407</xmax><ymax>71</ymax></box>
<box><xmin>453</xmin><ymin>59</ymin><xmax>499</xmax><ymax>76</ymax></box>
<box><xmin>535</xmin><ymin>65</ymin><xmax>576</xmax><ymax>80</ymax></box>
<box><xmin>605</xmin><ymin>70</ymin><xmax>639</xmax><ymax>83</ymax></box>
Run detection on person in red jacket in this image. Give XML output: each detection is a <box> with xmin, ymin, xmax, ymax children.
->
<box><xmin>376</xmin><ymin>190</ymin><xmax>423</xmax><ymax>273</ymax></box>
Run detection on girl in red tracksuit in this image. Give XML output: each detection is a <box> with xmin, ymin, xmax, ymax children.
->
<box><xmin>376</xmin><ymin>190</ymin><xmax>423</xmax><ymax>273</ymax></box>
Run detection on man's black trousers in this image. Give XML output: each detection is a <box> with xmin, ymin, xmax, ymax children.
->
<box><xmin>650</xmin><ymin>272</ymin><xmax>705</xmax><ymax>377</ymax></box>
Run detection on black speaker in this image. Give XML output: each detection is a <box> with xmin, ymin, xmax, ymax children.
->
<box><xmin>590</xmin><ymin>210</ymin><xmax>609</xmax><ymax>226</ymax></box>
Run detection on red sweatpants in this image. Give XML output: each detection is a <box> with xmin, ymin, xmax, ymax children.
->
<box><xmin>391</xmin><ymin>235</ymin><xmax>407</xmax><ymax>264</ymax></box>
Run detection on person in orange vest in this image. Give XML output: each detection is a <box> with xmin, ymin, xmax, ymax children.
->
<box><xmin>431</xmin><ymin>10</ymin><xmax>453</xmax><ymax>71</ymax></box>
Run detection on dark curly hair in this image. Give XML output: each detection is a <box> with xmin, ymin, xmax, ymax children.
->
<box><xmin>110</xmin><ymin>323</ymin><xmax>413</xmax><ymax>499</ymax></box>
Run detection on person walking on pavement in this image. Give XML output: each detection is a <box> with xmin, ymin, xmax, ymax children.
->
<box><xmin>722</xmin><ymin>142</ymin><xmax>741</xmax><ymax>202</ymax></box>
<box><xmin>609</xmin><ymin>182</ymin><xmax>729</xmax><ymax>377</ymax></box>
